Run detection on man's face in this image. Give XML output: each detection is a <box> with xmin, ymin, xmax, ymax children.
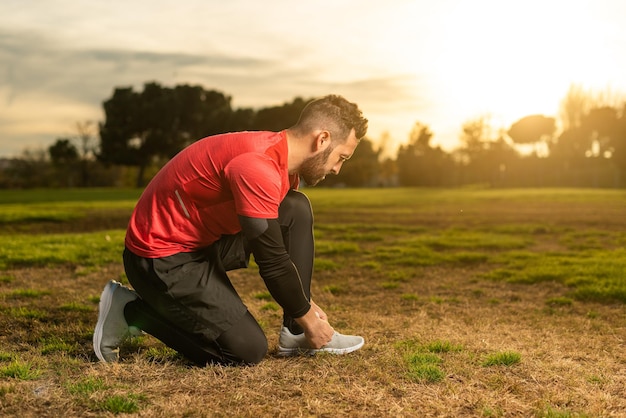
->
<box><xmin>299</xmin><ymin>129</ymin><xmax>359</xmax><ymax>186</ymax></box>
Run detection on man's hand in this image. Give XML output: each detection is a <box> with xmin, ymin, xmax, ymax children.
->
<box><xmin>294</xmin><ymin>306</ymin><xmax>334</xmax><ymax>349</ymax></box>
<box><xmin>309</xmin><ymin>300</ymin><xmax>328</xmax><ymax>321</ymax></box>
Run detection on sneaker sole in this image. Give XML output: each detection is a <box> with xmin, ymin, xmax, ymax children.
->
<box><xmin>277</xmin><ymin>339</ymin><xmax>364</xmax><ymax>356</ymax></box>
<box><xmin>93</xmin><ymin>281</ymin><xmax>118</xmax><ymax>362</ymax></box>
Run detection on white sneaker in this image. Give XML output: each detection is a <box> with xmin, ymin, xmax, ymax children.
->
<box><xmin>93</xmin><ymin>280</ymin><xmax>140</xmax><ymax>362</ymax></box>
<box><xmin>278</xmin><ymin>327</ymin><xmax>364</xmax><ymax>356</ymax></box>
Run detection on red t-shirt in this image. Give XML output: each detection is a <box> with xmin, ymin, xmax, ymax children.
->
<box><xmin>125</xmin><ymin>130</ymin><xmax>299</xmax><ymax>258</ymax></box>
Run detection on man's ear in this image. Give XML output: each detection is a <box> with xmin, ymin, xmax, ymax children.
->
<box><xmin>313</xmin><ymin>130</ymin><xmax>331</xmax><ymax>152</ymax></box>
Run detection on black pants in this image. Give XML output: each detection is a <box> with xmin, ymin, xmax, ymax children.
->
<box><xmin>123</xmin><ymin>190</ymin><xmax>314</xmax><ymax>365</ymax></box>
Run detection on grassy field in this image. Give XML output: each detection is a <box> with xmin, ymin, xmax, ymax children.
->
<box><xmin>0</xmin><ymin>187</ymin><xmax>625</xmax><ymax>417</ymax></box>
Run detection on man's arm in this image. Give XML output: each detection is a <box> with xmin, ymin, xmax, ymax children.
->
<box><xmin>239</xmin><ymin>216</ymin><xmax>334</xmax><ymax>347</ymax></box>
<box><xmin>238</xmin><ymin>216</ymin><xmax>310</xmax><ymax>318</ymax></box>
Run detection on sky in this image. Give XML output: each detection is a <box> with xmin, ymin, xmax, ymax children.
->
<box><xmin>1</xmin><ymin>0</ymin><xmax>626</xmax><ymax>157</ymax></box>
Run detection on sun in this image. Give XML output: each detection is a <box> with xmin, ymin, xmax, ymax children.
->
<box><xmin>436</xmin><ymin>2</ymin><xmax>589</xmax><ymax>127</ymax></box>
<box><xmin>386</xmin><ymin>0</ymin><xmax>623</xmax><ymax>141</ymax></box>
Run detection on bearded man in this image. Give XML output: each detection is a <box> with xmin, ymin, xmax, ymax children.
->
<box><xmin>93</xmin><ymin>94</ymin><xmax>368</xmax><ymax>365</ymax></box>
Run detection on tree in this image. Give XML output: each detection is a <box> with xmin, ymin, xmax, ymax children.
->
<box><xmin>458</xmin><ymin>116</ymin><xmax>491</xmax><ymax>162</ymax></box>
<box><xmin>456</xmin><ymin>116</ymin><xmax>516</xmax><ymax>186</ymax></box>
<box><xmin>173</xmin><ymin>84</ymin><xmax>234</xmax><ymax>143</ymax></box>
<box><xmin>4</xmin><ymin>148</ymin><xmax>52</xmax><ymax>188</ymax></box>
<box><xmin>559</xmin><ymin>84</ymin><xmax>591</xmax><ymax>131</ymax></box>
<box><xmin>396</xmin><ymin>122</ymin><xmax>432</xmax><ymax>186</ymax></box>
<box><xmin>581</xmin><ymin>105</ymin><xmax>625</xmax><ymax>186</ymax></box>
<box><xmin>48</xmin><ymin>138</ymin><xmax>79</xmax><ymax>187</ymax></box>
<box><xmin>611</xmin><ymin>104</ymin><xmax>626</xmax><ymax>185</ymax></box>
<box><xmin>376</xmin><ymin>132</ymin><xmax>398</xmax><ymax>186</ymax></box>
<box><xmin>49</xmin><ymin>139</ymin><xmax>79</xmax><ymax>166</ymax></box>
<box><xmin>507</xmin><ymin>114</ymin><xmax>556</xmax><ymax>155</ymax></box>
<box><xmin>549</xmin><ymin>127</ymin><xmax>589</xmax><ymax>178</ymax></box>
<box><xmin>553</xmin><ymin>85</ymin><xmax>626</xmax><ymax>187</ymax></box>
<box><xmin>74</xmin><ymin>121</ymin><xmax>97</xmax><ymax>186</ymax></box>
<box><xmin>224</xmin><ymin>107</ymin><xmax>256</xmax><ymax>132</ymax></box>
<box><xmin>98</xmin><ymin>86</ymin><xmax>142</xmax><ymax>168</ymax></box>
<box><xmin>98</xmin><ymin>83</ymin><xmax>233</xmax><ymax>187</ymax></box>
<box><xmin>252</xmin><ymin>97</ymin><xmax>311</xmax><ymax>131</ymax></box>
<box><xmin>396</xmin><ymin>122</ymin><xmax>451</xmax><ymax>186</ymax></box>
<box><xmin>581</xmin><ymin>106</ymin><xmax>619</xmax><ymax>157</ymax></box>
<box><xmin>484</xmin><ymin>134</ymin><xmax>519</xmax><ymax>187</ymax></box>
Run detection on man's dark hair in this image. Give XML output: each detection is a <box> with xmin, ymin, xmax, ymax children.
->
<box><xmin>293</xmin><ymin>95</ymin><xmax>368</xmax><ymax>142</ymax></box>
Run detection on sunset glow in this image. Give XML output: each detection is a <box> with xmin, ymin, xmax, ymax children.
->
<box><xmin>1</xmin><ymin>0</ymin><xmax>625</xmax><ymax>156</ymax></box>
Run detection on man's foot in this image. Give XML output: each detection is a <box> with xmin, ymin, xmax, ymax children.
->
<box><xmin>93</xmin><ymin>280</ymin><xmax>139</xmax><ymax>362</ymax></box>
<box><xmin>277</xmin><ymin>327</ymin><xmax>364</xmax><ymax>356</ymax></box>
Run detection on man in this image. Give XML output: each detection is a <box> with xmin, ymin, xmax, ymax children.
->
<box><xmin>93</xmin><ymin>94</ymin><xmax>368</xmax><ymax>365</ymax></box>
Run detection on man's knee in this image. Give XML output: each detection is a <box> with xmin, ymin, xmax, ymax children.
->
<box><xmin>280</xmin><ymin>190</ymin><xmax>313</xmax><ymax>223</ymax></box>
<box><xmin>219</xmin><ymin>330</ymin><xmax>268</xmax><ymax>365</ymax></box>
<box><xmin>215</xmin><ymin>311</ymin><xmax>268</xmax><ymax>365</ymax></box>
<box><xmin>241</xmin><ymin>334</ymin><xmax>268</xmax><ymax>365</ymax></box>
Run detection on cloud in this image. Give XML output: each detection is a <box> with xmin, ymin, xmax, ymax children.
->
<box><xmin>0</xmin><ymin>28</ymin><xmax>281</xmax><ymax>155</ymax></box>
<box><xmin>2</xmin><ymin>26</ymin><xmax>426</xmax><ymax>106</ymax></box>
<box><xmin>0</xmin><ymin>26</ymin><xmax>427</xmax><ymax>155</ymax></box>
<box><xmin>0</xmin><ymin>28</ymin><xmax>273</xmax><ymax>106</ymax></box>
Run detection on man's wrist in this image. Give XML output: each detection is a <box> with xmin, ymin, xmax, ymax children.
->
<box><xmin>294</xmin><ymin>306</ymin><xmax>316</xmax><ymax>329</ymax></box>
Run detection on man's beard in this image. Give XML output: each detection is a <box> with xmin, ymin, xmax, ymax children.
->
<box><xmin>299</xmin><ymin>145</ymin><xmax>334</xmax><ymax>186</ymax></box>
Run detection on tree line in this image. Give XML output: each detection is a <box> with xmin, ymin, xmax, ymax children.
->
<box><xmin>1</xmin><ymin>83</ymin><xmax>625</xmax><ymax>189</ymax></box>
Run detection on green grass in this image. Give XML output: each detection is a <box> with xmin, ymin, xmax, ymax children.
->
<box><xmin>315</xmin><ymin>240</ymin><xmax>361</xmax><ymax>255</ymax></box>
<box><xmin>305</xmin><ymin>187</ymin><xmax>626</xmax><ymax>209</ymax></box>
<box><xmin>5</xmin><ymin>307</ymin><xmax>47</xmax><ymax>320</ymax></box>
<box><xmin>59</xmin><ymin>302</ymin><xmax>94</xmax><ymax>312</ymax></box>
<box><xmin>322</xmin><ymin>284</ymin><xmax>344</xmax><ymax>295</ymax></box>
<box><xmin>253</xmin><ymin>291</ymin><xmax>272</xmax><ymax>301</ymax></box>
<box><xmin>0</xmin><ymin>230</ymin><xmax>125</xmax><ymax>268</ymax></box>
<box><xmin>395</xmin><ymin>339</ymin><xmax>464</xmax><ymax>384</ymax></box>
<box><xmin>63</xmin><ymin>372</ymin><xmax>145</xmax><ymax>415</ymax></box>
<box><xmin>404</xmin><ymin>352</ymin><xmax>445</xmax><ymax>383</ymax></box>
<box><xmin>5</xmin><ymin>288</ymin><xmax>51</xmax><ymax>299</ymax></box>
<box><xmin>40</xmin><ymin>337</ymin><xmax>76</xmax><ymax>355</ymax></box>
<box><xmin>99</xmin><ymin>394</ymin><xmax>142</xmax><ymax>414</ymax></box>
<box><xmin>0</xmin><ymin>205</ymin><xmax>83</xmax><ymax>224</ymax></box>
<box><xmin>143</xmin><ymin>346</ymin><xmax>180</xmax><ymax>362</ymax></box>
<box><xmin>313</xmin><ymin>258</ymin><xmax>339</xmax><ymax>271</ymax></box>
<box><xmin>261</xmin><ymin>302</ymin><xmax>280</xmax><ymax>311</ymax></box>
<box><xmin>0</xmin><ymin>187</ymin><xmax>623</xmax><ymax>304</ymax></box>
<box><xmin>485</xmin><ymin>249</ymin><xmax>626</xmax><ymax>303</ymax></box>
<box><xmin>406</xmin><ymin>363</ymin><xmax>445</xmax><ymax>383</ymax></box>
<box><xmin>417</xmin><ymin>230</ymin><xmax>531</xmax><ymax>251</ymax></box>
<box><xmin>375</xmin><ymin>245</ymin><xmax>441</xmax><ymax>266</ymax></box>
<box><xmin>0</xmin><ymin>188</ymin><xmax>142</xmax><ymax>204</ymax></box>
<box><xmin>482</xmin><ymin>351</ymin><xmax>522</xmax><ymax>367</ymax></box>
<box><xmin>66</xmin><ymin>376</ymin><xmax>107</xmax><ymax>396</ymax></box>
<box><xmin>0</xmin><ymin>275</ymin><xmax>13</xmax><ymax>283</ymax></box>
<box><xmin>0</xmin><ymin>360</ymin><xmax>41</xmax><ymax>380</ymax></box>
<box><xmin>380</xmin><ymin>281</ymin><xmax>399</xmax><ymax>289</ymax></box>
<box><xmin>445</xmin><ymin>251</ymin><xmax>489</xmax><ymax>264</ymax></box>
<box><xmin>0</xmin><ymin>187</ymin><xmax>623</xmax><ymax>306</ymax></box>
